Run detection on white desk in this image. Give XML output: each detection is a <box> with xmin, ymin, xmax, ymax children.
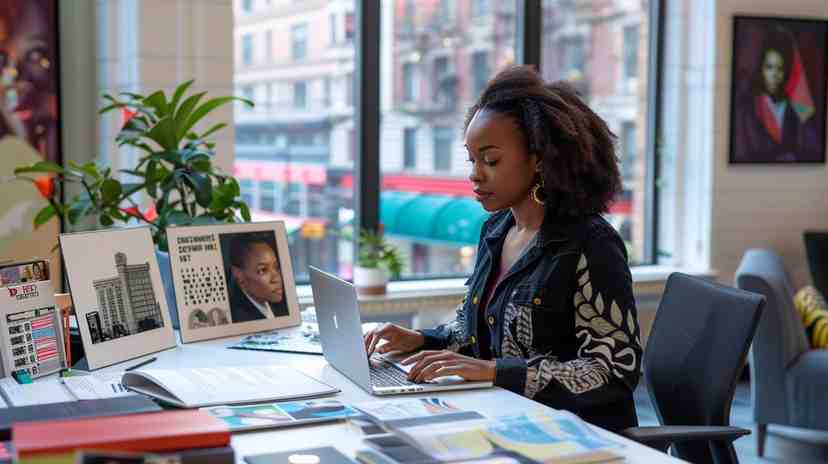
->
<box><xmin>91</xmin><ymin>328</ymin><xmax>687</xmax><ymax>464</ymax></box>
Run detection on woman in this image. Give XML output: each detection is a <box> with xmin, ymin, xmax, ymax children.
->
<box><xmin>732</xmin><ymin>27</ymin><xmax>821</xmax><ymax>162</ymax></box>
<box><xmin>364</xmin><ymin>66</ymin><xmax>642</xmax><ymax>432</ymax></box>
<box><xmin>227</xmin><ymin>234</ymin><xmax>288</xmax><ymax>323</ymax></box>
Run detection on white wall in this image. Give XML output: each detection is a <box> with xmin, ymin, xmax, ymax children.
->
<box><xmin>98</xmin><ymin>0</ymin><xmax>236</xmax><ymax>174</ymax></box>
<box><xmin>711</xmin><ymin>0</ymin><xmax>828</xmax><ymax>288</ymax></box>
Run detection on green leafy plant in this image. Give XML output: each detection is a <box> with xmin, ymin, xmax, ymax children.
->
<box><xmin>14</xmin><ymin>80</ymin><xmax>254</xmax><ymax>251</ymax></box>
<box><xmin>356</xmin><ymin>228</ymin><xmax>404</xmax><ymax>279</ymax></box>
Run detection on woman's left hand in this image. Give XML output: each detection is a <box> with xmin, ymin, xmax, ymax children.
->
<box><xmin>401</xmin><ymin>350</ymin><xmax>496</xmax><ymax>383</ymax></box>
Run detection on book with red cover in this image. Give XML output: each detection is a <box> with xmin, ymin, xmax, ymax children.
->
<box><xmin>13</xmin><ymin>410</ymin><xmax>230</xmax><ymax>457</ymax></box>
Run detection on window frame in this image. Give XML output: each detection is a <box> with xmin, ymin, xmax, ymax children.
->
<box><xmin>233</xmin><ymin>0</ymin><xmax>662</xmax><ymax>282</ymax></box>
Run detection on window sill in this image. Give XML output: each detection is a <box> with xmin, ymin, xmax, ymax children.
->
<box><xmin>294</xmin><ymin>265</ymin><xmax>717</xmax><ymax>315</ymax></box>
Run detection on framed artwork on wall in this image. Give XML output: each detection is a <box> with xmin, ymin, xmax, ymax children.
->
<box><xmin>166</xmin><ymin>221</ymin><xmax>301</xmax><ymax>343</ymax></box>
<box><xmin>0</xmin><ymin>0</ymin><xmax>64</xmax><ymax>280</ymax></box>
<box><xmin>729</xmin><ymin>16</ymin><xmax>828</xmax><ymax>164</ymax></box>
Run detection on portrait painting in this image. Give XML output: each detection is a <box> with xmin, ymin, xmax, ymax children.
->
<box><xmin>0</xmin><ymin>0</ymin><xmax>63</xmax><ymax>284</ymax></box>
<box><xmin>730</xmin><ymin>16</ymin><xmax>828</xmax><ymax>164</ymax></box>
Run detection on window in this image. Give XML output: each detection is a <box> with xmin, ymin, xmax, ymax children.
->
<box><xmin>323</xmin><ymin>77</ymin><xmax>331</xmax><ymax>107</ymax></box>
<box><xmin>241</xmin><ymin>33</ymin><xmax>253</xmax><ymax>66</ymax></box>
<box><xmin>264</xmin><ymin>29</ymin><xmax>272</xmax><ymax>63</ymax></box>
<box><xmin>234</xmin><ymin>2</ymin><xmax>355</xmax><ymax>283</ymax></box>
<box><xmin>438</xmin><ymin>0</ymin><xmax>456</xmax><ymax>24</ymax></box>
<box><xmin>623</xmin><ymin>25</ymin><xmax>639</xmax><ymax>79</ymax></box>
<box><xmin>292</xmin><ymin>23</ymin><xmax>308</xmax><ymax>61</ymax></box>
<box><xmin>402</xmin><ymin>62</ymin><xmax>417</xmax><ymax>103</ymax></box>
<box><xmin>403</xmin><ymin>128</ymin><xmax>417</xmax><ymax>169</ymax></box>
<box><xmin>241</xmin><ymin>85</ymin><xmax>254</xmax><ymax>111</ymax></box>
<box><xmin>380</xmin><ymin>2</ymin><xmax>517</xmax><ymax>279</ymax></box>
<box><xmin>542</xmin><ymin>1</ymin><xmax>650</xmax><ymax>264</ymax></box>
<box><xmin>432</xmin><ymin>56</ymin><xmax>449</xmax><ymax>103</ymax></box>
<box><xmin>284</xmin><ymin>182</ymin><xmax>304</xmax><ymax>216</ymax></box>
<box><xmin>433</xmin><ymin>127</ymin><xmax>453</xmax><ymax>172</ymax></box>
<box><xmin>259</xmin><ymin>181</ymin><xmax>279</xmax><ymax>212</ymax></box>
<box><xmin>345</xmin><ymin>72</ymin><xmax>354</xmax><ymax>107</ymax></box>
<box><xmin>265</xmin><ymin>82</ymin><xmax>273</xmax><ymax>110</ymax></box>
<box><xmin>345</xmin><ymin>12</ymin><xmax>355</xmax><ymax>41</ymax></box>
<box><xmin>293</xmin><ymin>81</ymin><xmax>307</xmax><ymax>108</ymax></box>
<box><xmin>240</xmin><ymin>179</ymin><xmax>255</xmax><ymax>208</ymax></box>
<box><xmin>401</xmin><ymin>0</ymin><xmax>416</xmax><ymax>34</ymax></box>
<box><xmin>330</xmin><ymin>13</ymin><xmax>337</xmax><ymax>44</ymax></box>
<box><xmin>621</xmin><ymin>122</ymin><xmax>636</xmax><ymax>182</ymax></box>
<box><xmin>472</xmin><ymin>0</ymin><xmax>490</xmax><ymax>17</ymax></box>
<box><xmin>471</xmin><ymin>51</ymin><xmax>489</xmax><ymax>98</ymax></box>
<box><xmin>560</xmin><ymin>36</ymin><xmax>585</xmax><ymax>81</ymax></box>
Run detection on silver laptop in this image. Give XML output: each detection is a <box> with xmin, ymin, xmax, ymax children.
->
<box><xmin>309</xmin><ymin>266</ymin><xmax>493</xmax><ymax>395</ymax></box>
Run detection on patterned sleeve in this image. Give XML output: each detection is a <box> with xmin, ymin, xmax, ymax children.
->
<box><xmin>418</xmin><ymin>296</ymin><xmax>470</xmax><ymax>352</ymax></box>
<box><xmin>496</xmin><ymin>232</ymin><xmax>643</xmax><ymax>410</ymax></box>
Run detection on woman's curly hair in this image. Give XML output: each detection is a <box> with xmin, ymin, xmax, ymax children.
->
<box><xmin>464</xmin><ymin>65</ymin><xmax>622</xmax><ymax>217</ymax></box>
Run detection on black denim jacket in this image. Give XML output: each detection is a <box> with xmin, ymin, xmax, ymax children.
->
<box><xmin>419</xmin><ymin>210</ymin><xmax>642</xmax><ymax>432</ymax></box>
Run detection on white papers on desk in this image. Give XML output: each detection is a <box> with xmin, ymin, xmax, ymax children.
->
<box><xmin>62</xmin><ymin>371</ymin><xmax>134</xmax><ymax>400</ymax></box>
<box><xmin>122</xmin><ymin>364</ymin><xmax>339</xmax><ymax>408</ymax></box>
<box><xmin>0</xmin><ymin>377</ymin><xmax>75</xmax><ymax>406</ymax></box>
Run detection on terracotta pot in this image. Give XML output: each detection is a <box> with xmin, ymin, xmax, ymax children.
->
<box><xmin>353</xmin><ymin>266</ymin><xmax>388</xmax><ymax>296</ymax></box>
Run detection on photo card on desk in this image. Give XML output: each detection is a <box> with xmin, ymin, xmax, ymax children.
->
<box><xmin>59</xmin><ymin>227</ymin><xmax>176</xmax><ymax>370</ymax></box>
<box><xmin>166</xmin><ymin>221</ymin><xmax>301</xmax><ymax>343</ymax></box>
<box><xmin>0</xmin><ymin>259</ymin><xmax>66</xmax><ymax>378</ymax></box>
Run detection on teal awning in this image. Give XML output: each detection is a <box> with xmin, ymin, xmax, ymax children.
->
<box><xmin>380</xmin><ymin>192</ymin><xmax>489</xmax><ymax>246</ymax></box>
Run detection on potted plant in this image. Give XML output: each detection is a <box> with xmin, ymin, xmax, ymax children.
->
<box><xmin>14</xmin><ymin>80</ymin><xmax>253</xmax><ymax>327</ymax></box>
<box><xmin>353</xmin><ymin>228</ymin><xmax>404</xmax><ymax>296</ymax></box>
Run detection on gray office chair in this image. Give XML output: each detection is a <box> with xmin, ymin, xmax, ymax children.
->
<box><xmin>735</xmin><ymin>248</ymin><xmax>828</xmax><ymax>457</ymax></box>
<box><xmin>620</xmin><ymin>273</ymin><xmax>765</xmax><ymax>464</ymax></box>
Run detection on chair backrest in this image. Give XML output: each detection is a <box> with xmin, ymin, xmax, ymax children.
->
<box><xmin>804</xmin><ymin>231</ymin><xmax>828</xmax><ymax>298</ymax></box>
<box><xmin>735</xmin><ymin>248</ymin><xmax>809</xmax><ymax>425</ymax></box>
<box><xmin>645</xmin><ymin>273</ymin><xmax>764</xmax><ymax>461</ymax></box>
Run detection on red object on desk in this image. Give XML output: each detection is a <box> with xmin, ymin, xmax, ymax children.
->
<box><xmin>13</xmin><ymin>410</ymin><xmax>230</xmax><ymax>457</ymax></box>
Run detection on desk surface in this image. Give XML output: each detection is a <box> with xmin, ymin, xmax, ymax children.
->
<box><xmin>89</xmin><ymin>328</ymin><xmax>686</xmax><ymax>464</ymax></box>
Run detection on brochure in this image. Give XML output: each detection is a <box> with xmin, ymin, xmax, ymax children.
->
<box><xmin>166</xmin><ymin>222</ymin><xmax>302</xmax><ymax>343</ymax></box>
<box><xmin>391</xmin><ymin>410</ymin><xmax>623</xmax><ymax>464</ymax></box>
<box><xmin>0</xmin><ymin>278</ymin><xmax>66</xmax><ymax>378</ymax></box>
<box><xmin>203</xmin><ymin>399</ymin><xmax>361</xmax><ymax>432</ymax></box>
<box><xmin>122</xmin><ymin>364</ymin><xmax>339</xmax><ymax>408</ymax></box>
<box><xmin>354</xmin><ymin>397</ymin><xmax>484</xmax><ymax>430</ymax></box>
<box><xmin>229</xmin><ymin>327</ymin><xmax>322</xmax><ymax>355</ymax></box>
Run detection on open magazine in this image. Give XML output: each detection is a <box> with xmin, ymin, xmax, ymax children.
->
<box><xmin>385</xmin><ymin>410</ymin><xmax>623</xmax><ymax>464</ymax></box>
<box><xmin>204</xmin><ymin>399</ymin><xmax>361</xmax><ymax>432</ymax></box>
<box><xmin>122</xmin><ymin>365</ymin><xmax>339</xmax><ymax>408</ymax></box>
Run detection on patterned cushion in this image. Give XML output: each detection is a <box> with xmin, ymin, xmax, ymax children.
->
<box><xmin>793</xmin><ymin>285</ymin><xmax>828</xmax><ymax>349</ymax></box>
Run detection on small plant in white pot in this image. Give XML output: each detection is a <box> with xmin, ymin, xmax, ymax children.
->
<box><xmin>354</xmin><ymin>228</ymin><xmax>403</xmax><ymax>296</ymax></box>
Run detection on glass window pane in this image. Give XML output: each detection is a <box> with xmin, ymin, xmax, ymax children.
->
<box><xmin>541</xmin><ymin>1</ymin><xmax>648</xmax><ymax>264</ymax></box>
<box><xmin>381</xmin><ymin>0</ymin><xmax>518</xmax><ymax>279</ymax></box>
<box><xmin>234</xmin><ymin>0</ymin><xmax>355</xmax><ymax>283</ymax></box>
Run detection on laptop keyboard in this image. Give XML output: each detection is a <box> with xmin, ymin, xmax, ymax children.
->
<box><xmin>369</xmin><ymin>359</ymin><xmax>414</xmax><ymax>387</ymax></box>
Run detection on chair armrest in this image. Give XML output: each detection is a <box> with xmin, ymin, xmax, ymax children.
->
<box><xmin>619</xmin><ymin>425</ymin><xmax>750</xmax><ymax>451</ymax></box>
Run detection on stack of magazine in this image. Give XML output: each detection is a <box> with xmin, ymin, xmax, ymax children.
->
<box><xmin>353</xmin><ymin>398</ymin><xmax>623</xmax><ymax>464</ymax></box>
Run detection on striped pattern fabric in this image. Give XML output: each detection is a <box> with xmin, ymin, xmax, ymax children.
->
<box><xmin>793</xmin><ymin>285</ymin><xmax>828</xmax><ymax>349</ymax></box>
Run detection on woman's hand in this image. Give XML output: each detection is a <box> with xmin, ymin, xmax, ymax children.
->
<box><xmin>401</xmin><ymin>350</ymin><xmax>496</xmax><ymax>383</ymax></box>
<box><xmin>364</xmin><ymin>323</ymin><xmax>424</xmax><ymax>357</ymax></box>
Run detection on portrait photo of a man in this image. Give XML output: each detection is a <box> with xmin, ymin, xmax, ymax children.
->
<box><xmin>219</xmin><ymin>231</ymin><xmax>289</xmax><ymax>323</ymax></box>
<box><xmin>730</xmin><ymin>16</ymin><xmax>828</xmax><ymax>164</ymax></box>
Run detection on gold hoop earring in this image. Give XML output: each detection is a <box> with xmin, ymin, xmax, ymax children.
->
<box><xmin>530</xmin><ymin>177</ymin><xmax>545</xmax><ymax>206</ymax></box>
